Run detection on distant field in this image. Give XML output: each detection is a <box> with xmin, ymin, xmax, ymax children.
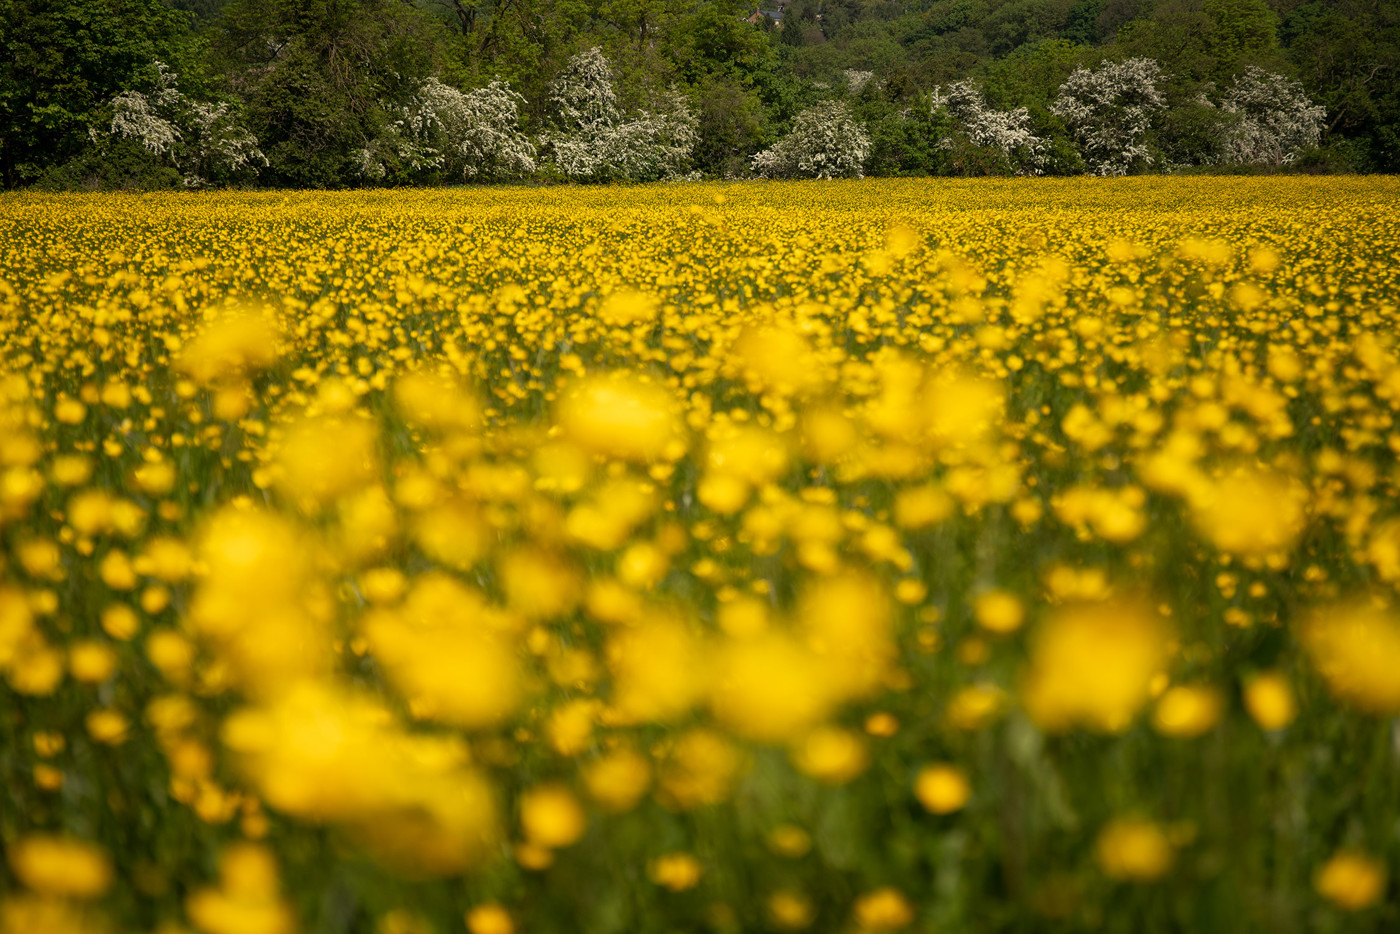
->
<box><xmin>1</xmin><ymin>177</ymin><xmax>1398</xmax><ymax>933</ymax></box>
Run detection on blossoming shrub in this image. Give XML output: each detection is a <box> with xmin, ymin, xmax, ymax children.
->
<box><xmin>751</xmin><ymin>101</ymin><xmax>871</xmax><ymax>179</ymax></box>
<box><xmin>97</xmin><ymin>61</ymin><xmax>267</xmax><ymax>188</ymax></box>
<box><xmin>540</xmin><ymin>48</ymin><xmax>699</xmax><ymax>182</ymax></box>
<box><xmin>929</xmin><ymin>80</ymin><xmax>1047</xmax><ymax>175</ymax></box>
<box><xmin>1051</xmin><ymin>57</ymin><xmax>1166</xmax><ymax>175</ymax></box>
<box><xmin>1219</xmin><ymin>67</ymin><xmax>1328</xmax><ymax>166</ymax></box>
<box><xmin>356</xmin><ymin>77</ymin><xmax>537</xmax><ymax>182</ymax></box>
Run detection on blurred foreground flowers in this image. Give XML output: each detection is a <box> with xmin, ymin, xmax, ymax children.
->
<box><xmin>0</xmin><ymin>177</ymin><xmax>1398</xmax><ymax>932</ymax></box>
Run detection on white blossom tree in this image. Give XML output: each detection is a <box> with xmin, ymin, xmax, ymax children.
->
<box><xmin>548</xmin><ymin>47</ymin><xmax>622</xmax><ymax>133</ymax></box>
<box><xmin>843</xmin><ymin>70</ymin><xmax>876</xmax><ymax>95</ymax></box>
<box><xmin>929</xmin><ymin>80</ymin><xmax>1047</xmax><ymax>175</ymax></box>
<box><xmin>103</xmin><ymin>61</ymin><xmax>267</xmax><ymax>187</ymax></box>
<box><xmin>1051</xmin><ymin>58</ymin><xmax>1166</xmax><ymax>176</ymax></box>
<box><xmin>1218</xmin><ymin>67</ymin><xmax>1326</xmax><ymax>166</ymax></box>
<box><xmin>539</xmin><ymin>48</ymin><xmax>699</xmax><ymax>182</ymax></box>
<box><xmin>751</xmin><ymin>101</ymin><xmax>870</xmax><ymax>179</ymax></box>
<box><xmin>107</xmin><ymin>68</ymin><xmax>181</xmax><ymax>159</ymax></box>
<box><xmin>356</xmin><ymin>77</ymin><xmax>536</xmax><ymax>182</ymax></box>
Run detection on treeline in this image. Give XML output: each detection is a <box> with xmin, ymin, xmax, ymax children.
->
<box><xmin>1</xmin><ymin>0</ymin><xmax>1395</xmax><ymax>190</ymax></box>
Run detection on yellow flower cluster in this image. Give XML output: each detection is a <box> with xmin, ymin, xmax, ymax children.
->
<box><xmin>1</xmin><ymin>176</ymin><xmax>1398</xmax><ymax>931</ymax></box>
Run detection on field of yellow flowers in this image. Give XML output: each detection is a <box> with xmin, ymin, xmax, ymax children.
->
<box><xmin>1</xmin><ymin>176</ymin><xmax>1398</xmax><ymax>934</ymax></box>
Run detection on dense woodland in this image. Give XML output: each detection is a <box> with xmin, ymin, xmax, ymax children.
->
<box><xmin>1</xmin><ymin>0</ymin><xmax>1396</xmax><ymax>188</ymax></box>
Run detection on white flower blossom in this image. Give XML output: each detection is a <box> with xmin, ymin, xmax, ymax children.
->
<box><xmin>103</xmin><ymin>61</ymin><xmax>266</xmax><ymax>187</ymax></box>
<box><xmin>1219</xmin><ymin>67</ymin><xmax>1326</xmax><ymax>166</ymax></box>
<box><xmin>109</xmin><ymin>91</ymin><xmax>182</xmax><ymax>158</ymax></box>
<box><xmin>1052</xmin><ymin>58</ymin><xmax>1166</xmax><ymax>176</ymax></box>
<box><xmin>930</xmin><ymin>80</ymin><xmax>1047</xmax><ymax>175</ymax></box>
<box><xmin>750</xmin><ymin>101</ymin><xmax>870</xmax><ymax>180</ymax></box>
<box><xmin>184</xmin><ymin>101</ymin><xmax>270</xmax><ymax>186</ymax></box>
<box><xmin>548</xmin><ymin>48</ymin><xmax>622</xmax><ymax>133</ymax></box>
<box><xmin>356</xmin><ymin>77</ymin><xmax>536</xmax><ymax>181</ymax></box>
<box><xmin>540</xmin><ymin>49</ymin><xmax>698</xmax><ymax>182</ymax></box>
<box><xmin>844</xmin><ymin>70</ymin><xmax>876</xmax><ymax>95</ymax></box>
<box><xmin>353</xmin><ymin>146</ymin><xmax>389</xmax><ymax>181</ymax></box>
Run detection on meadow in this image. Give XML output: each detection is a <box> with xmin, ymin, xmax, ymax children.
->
<box><xmin>0</xmin><ymin>176</ymin><xmax>1398</xmax><ymax>934</ymax></box>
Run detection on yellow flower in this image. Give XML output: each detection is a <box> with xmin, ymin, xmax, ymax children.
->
<box><xmin>0</xmin><ymin>896</ymin><xmax>104</xmax><ymax>934</ymax></box>
<box><xmin>648</xmin><ymin>852</ymin><xmax>703</xmax><ymax>891</ymax></box>
<box><xmin>733</xmin><ymin>324</ymin><xmax>823</xmax><ymax>396</ymax></box>
<box><xmin>1243</xmin><ymin>671</ymin><xmax>1296</xmax><ymax>730</ymax></box>
<box><xmin>177</xmin><ymin>310</ymin><xmax>280</xmax><ymax>385</ymax></box>
<box><xmin>187</xmin><ymin>843</ymin><xmax>296</xmax><ymax>934</ymax></box>
<box><xmin>98</xmin><ymin>549</ymin><xmax>137</xmax><ymax>590</ymax></box>
<box><xmin>15</xmin><ymin>538</ymin><xmax>60</xmax><ymax>579</ymax></box>
<box><xmin>1151</xmin><ymin>685</ymin><xmax>1224</xmax><ymax>738</ymax></box>
<box><xmin>1300</xmin><ymin>602</ymin><xmax>1400</xmax><ymax>713</ymax></box>
<box><xmin>146</xmin><ymin>629</ymin><xmax>195</xmax><ymax>682</ymax></box>
<box><xmin>69</xmin><ymin>640</ymin><xmax>117</xmax><ymax>683</ymax></box>
<box><xmin>272</xmin><ymin>415</ymin><xmax>380</xmax><ymax>510</ymax></box>
<box><xmin>54</xmin><ymin>396</ymin><xmax>87</xmax><ymax>425</ymax></box>
<box><xmin>359</xmin><ymin>567</ymin><xmax>407</xmax><ymax>605</ymax></box>
<box><xmin>395</xmin><ymin>371</ymin><xmax>481</xmax><ymax>434</ymax></box>
<box><xmin>797</xmin><ymin>573</ymin><xmax>894</xmax><ymax>702</ymax></box>
<box><xmin>1095</xmin><ymin>818</ymin><xmax>1174</xmax><ymax>881</ymax></box>
<box><xmin>520</xmin><ymin>784</ymin><xmax>587</xmax><ymax>849</ymax></box>
<box><xmin>363</xmin><ymin>585</ymin><xmax>521</xmax><ymax>730</ymax></box>
<box><xmin>558</xmin><ymin>372</ymin><xmax>684</xmax><ymax>463</ymax></box>
<box><xmin>1187</xmin><ymin>467</ymin><xmax>1305</xmax><ymax>559</ymax></box>
<box><xmin>710</xmin><ymin>631</ymin><xmax>832</xmax><ymax>742</ymax></box>
<box><xmin>893</xmin><ymin>484</ymin><xmax>954</xmax><ymax>529</ymax></box>
<box><xmin>706</xmin><ymin>422</ymin><xmax>789</xmax><ymax>487</ymax></box>
<box><xmin>609</xmin><ymin>616</ymin><xmax>707</xmax><ymax>723</ymax></box>
<box><xmin>50</xmin><ymin>454</ymin><xmax>93</xmax><ymax>487</ymax></box>
<box><xmin>498</xmin><ymin>548</ymin><xmax>580</xmax><ymax>621</ymax></box>
<box><xmin>378</xmin><ymin>909</ymin><xmax>435</xmax><ymax>934</ymax></box>
<box><xmin>8</xmin><ymin>835</ymin><xmax>112</xmax><ymax>899</ymax></box>
<box><xmin>915</xmin><ymin>763</ymin><xmax>971</xmax><ymax>814</ymax></box>
<box><xmin>597</xmin><ymin>289</ymin><xmax>659</xmax><ymax>326</ymax></box>
<box><xmin>1315</xmin><ymin>850</ymin><xmax>1386</xmax><ymax>911</ymax></box>
<box><xmin>974</xmin><ymin>590</ymin><xmax>1025</xmax><ymax>634</ymax></box>
<box><xmin>222</xmin><ymin>683</ymin><xmax>498</xmax><ymax>874</ymax></box>
<box><xmin>767</xmin><ymin>824</ymin><xmax>811</xmax><ymax>858</ymax></box>
<box><xmin>545</xmin><ymin>698</ymin><xmax>598</xmax><ymax>756</ymax></box>
<box><xmin>187</xmin><ymin>507</ymin><xmax>331</xmax><ymax>693</ymax></box>
<box><xmin>466</xmin><ymin>904</ymin><xmax>515</xmax><ymax>934</ymax></box>
<box><xmin>767</xmin><ymin>889</ymin><xmax>815</xmax><ymax>929</ymax></box>
<box><xmin>582</xmin><ymin>747</ymin><xmax>651</xmax><ymax>813</ymax></box>
<box><xmin>6</xmin><ymin>636</ymin><xmax>65</xmax><ymax>696</ymax></box>
<box><xmin>135</xmin><ymin>538</ymin><xmax>193</xmax><ymax>582</ymax></box>
<box><xmin>697</xmin><ymin>472</ymin><xmax>751</xmax><ymax>514</ymax></box>
<box><xmin>1022</xmin><ymin>600</ymin><xmax>1170</xmax><ymax>733</ymax></box>
<box><xmin>656</xmin><ymin>729</ymin><xmax>742</xmax><ymax>810</ymax></box>
<box><xmin>86</xmin><ymin>709</ymin><xmax>130</xmax><ymax>745</ymax></box>
<box><xmin>945</xmin><ymin>683</ymin><xmax>1009</xmax><ymax>731</ymax></box>
<box><xmin>133</xmin><ymin>458</ymin><xmax>177</xmax><ymax>495</ymax></box>
<box><xmin>852</xmin><ymin>887</ymin><xmax>914</xmax><ymax>931</ymax></box>
<box><xmin>0</xmin><ymin>586</ymin><xmax>34</xmax><ymax>665</ymax></box>
<box><xmin>790</xmin><ymin>726</ymin><xmax>868</xmax><ymax>784</ymax></box>
<box><xmin>925</xmin><ymin>372</ymin><xmax>1003</xmax><ymax>447</ymax></box>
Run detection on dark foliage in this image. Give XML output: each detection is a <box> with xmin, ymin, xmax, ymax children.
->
<box><xmin>4</xmin><ymin>0</ymin><xmax>1396</xmax><ymax>186</ymax></box>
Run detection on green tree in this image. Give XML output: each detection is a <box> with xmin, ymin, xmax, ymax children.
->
<box><xmin>1063</xmin><ymin>0</ymin><xmax>1106</xmax><ymax>45</ymax></box>
<box><xmin>690</xmin><ymin>75</ymin><xmax>768</xmax><ymax>176</ymax></box>
<box><xmin>212</xmin><ymin>0</ymin><xmax>453</xmax><ymax>187</ymax></box>
<box><xmin>1284</xmin><ymin>0</ymin><xmax>1400</xmax><ymax>171</ymax></box>
<box><xmin>981</xmin><ymin>37</ymin><xmax>1085</xmax><ymax>108</ymax></box>
<box><xmin>669</xmin><ymin>0</ymin><xmax>775</xmax><ymax>85</ymax></box>
<box><xmin>0</xmin><ymin>0</ymin><xmax>197</xmax><ymax>187</ymax></box>
<box><xmin>1202</xmin><ymin>0</ymin><xmax>1279</xmax><ymax>78</ymax></box>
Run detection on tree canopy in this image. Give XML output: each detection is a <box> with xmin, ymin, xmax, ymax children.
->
<box><xmin>11</xmin><ymin>0</ymin><xmax>1398</xmax><ymax>188</ymax></box>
